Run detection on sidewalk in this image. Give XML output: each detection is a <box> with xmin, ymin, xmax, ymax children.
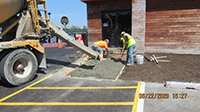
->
<box><xmin>144</xmin><ymin>82</ymin><xmax>200</xmax><ymax>112</ymax></box>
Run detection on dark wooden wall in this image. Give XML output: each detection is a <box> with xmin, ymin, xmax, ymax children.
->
<box><xmin>84</xmin><ymin>0</ymin><xmax>131</xmax><ymax>46</ymax></box>
<box><xmin>146</xmin><ymin>0</ymin><xmax>200</xmax><ymax>54</ymax></box>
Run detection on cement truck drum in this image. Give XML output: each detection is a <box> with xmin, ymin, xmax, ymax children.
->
<box><xmin>0</xmin><ymin>49</ymin><xmax>38</xmax><ymax>86</ymax></box>
<box><xmin>0</xmin><ymin>0</ymin><xmax>25</xmax><ymax>24</ymax></box>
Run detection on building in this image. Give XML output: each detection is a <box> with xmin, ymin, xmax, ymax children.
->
<box><xmin>81</xmin><ymin>0</ymin><xmax>200</xmax><ymax>54</ymax></box>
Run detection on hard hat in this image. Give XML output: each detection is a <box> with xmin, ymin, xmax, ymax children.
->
<box><xmin>120</xmin><ymin>37</ymin><xmax>124</xmax><ymax>41</ymax></box>
<box><xmin>105</xmin><ymin>39</ymin><xmax>109</xmax><ymax>43</ymax></box>
<box><xmin>121</xmin><ymin>31</ymin><xmax>126</xmax><ymax>35</ymax></box>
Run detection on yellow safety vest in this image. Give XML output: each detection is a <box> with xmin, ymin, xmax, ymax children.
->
<box><xmin>124</xmin><ymin>33</ymin><xmax>137</xmax><ymax>48</ymax></box>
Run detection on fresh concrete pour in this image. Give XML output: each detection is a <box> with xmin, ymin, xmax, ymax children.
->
<box><xmin>71</xmin><ymin>58</ymin><xmax>125</xmax><ymax>80</ymax></box>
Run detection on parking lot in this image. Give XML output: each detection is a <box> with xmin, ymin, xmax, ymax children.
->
<box><xmin>0</xmin><ymin>72</ymin><xmax>143</xmax><ymax>112</ymax></box>
<box><xmin>0</xmin><ymin>47</ymin><xmax>199</xmax><ymax>112</ymax></box>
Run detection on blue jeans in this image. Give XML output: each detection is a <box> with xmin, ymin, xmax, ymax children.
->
<box><xmin>127</xmin><ymin>45</ymin><xmax>136</xmax><ymax>64</ymax></box>
<box><xmin>92</xmin><ymin>45</ymin><xmax>103</xmax><ymax>54</ymax></box>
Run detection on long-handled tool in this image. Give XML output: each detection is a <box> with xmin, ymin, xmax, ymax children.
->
<box><xmin>150</xmin><ymin>55</ymin><xmax>171</xmax><ymax>64</ymax></box>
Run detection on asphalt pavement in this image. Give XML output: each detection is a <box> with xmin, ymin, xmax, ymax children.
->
<box><xmin>0</xmin><ymin>46</ymin><xmax>199</xmax><ymax>112</ymax></box>
<box><xmin>0</xmin><ymin>62</ymin><xmax>140</xmax><ymax>112</ymax></box>
<box><xmin>0</xmin><ymin>46</ymin><xmax>140</xmax><ymax>112</ymax></box>
<box><xmin>0</xmin><ymin>46</ymin><xmax>82</xmax><ymax>105</ymax></box>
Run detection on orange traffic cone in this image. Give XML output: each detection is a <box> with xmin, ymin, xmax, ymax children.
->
<box><xmin>58</xmin><ymin>38</ymin><xmax>62</xmax><ymax>48</ymax></box>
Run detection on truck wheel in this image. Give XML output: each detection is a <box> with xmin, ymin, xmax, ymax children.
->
<box><xmin>0</xmin><ymin>49</ymin><xmax>38</xmax><ymax>86</ymax></box>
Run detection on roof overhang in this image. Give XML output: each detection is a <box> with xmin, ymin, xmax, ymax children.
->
<box><xmin>81</xmin><ymin>0</ymin><xmax>112</xmax><ymax>3</ymax></box>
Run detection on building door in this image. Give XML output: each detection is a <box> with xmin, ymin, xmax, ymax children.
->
<box><xmin>102</xmin><ymin>10</ymin><xmax>131</xmax><ymax>47</ymax></box>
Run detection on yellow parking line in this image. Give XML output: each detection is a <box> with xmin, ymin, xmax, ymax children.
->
<box><xmin>0</xmin><ymin>102</ymin><xmax>134</xmax><ymax>106</ymax></box>
<box><xmin>0</xmin><ymin>75</ymin><xmax>140</xmax><ymax>108</ymax></box>
<box><xmin>132</xmin><ymin>82</ymin><xmax>141</xmax><ymax>112</ymax></box>
<box><xmin>28</xmin><ymin>86</ymin><xmax>138</xmax><ymax>90</ymax></box>
<box><xmin>0</xmin><ymin>75</ymin><xmax>53</xmax><ymax>102</ymax></box>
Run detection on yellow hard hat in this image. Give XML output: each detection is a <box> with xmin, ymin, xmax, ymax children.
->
<box><xmin>121</xmin><ymin>31</ymin><xmax>126</xmax><ymax>35</ymax></box>
<box><xmin>120</xmin><ymin>37</ymin><xmax>124</xmax><ymax>41</ymax></box>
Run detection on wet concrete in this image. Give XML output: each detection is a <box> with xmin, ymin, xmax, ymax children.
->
<box><xmin>71</xmin><ymin>58</ymin><xmax>125</xmax><ymax>80</ymax></box>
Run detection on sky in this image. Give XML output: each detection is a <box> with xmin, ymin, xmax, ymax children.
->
<box><xmin>46</xmin><ymin>0</ymin><xmax>87</xmax><ymax>27</ymax></box>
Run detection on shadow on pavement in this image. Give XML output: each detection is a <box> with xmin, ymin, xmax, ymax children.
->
<box><xmin>79</xmin><ymin>65</ymin><xmax>95</xmax><ymax>70</ymax></box>
<box><xmin>111</xmin><ymin>57</ymin><xmax>126</xmax><ymax>65</ymax></box>
<box><xmin>47</xmin><ymin>58</ymin><xmax>71</xmax><ymax>66</ymax></box>
<box><xmin>46</xmin><ymin>58</ymin><xmax>88</xmax><ymax>69</ymax></box>
<box><xmin>0</xmin><ymin>80</ymin><xmax>15</xmax><ymax>88</ymax></box>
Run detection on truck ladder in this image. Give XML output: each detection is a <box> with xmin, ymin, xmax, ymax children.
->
<box><xmin>37</xmin><ymin>0</ymin><xmax>50</xmax><ymax>33</ymax></box>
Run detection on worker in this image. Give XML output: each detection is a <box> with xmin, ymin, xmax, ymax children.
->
<box><xmin>92</xmin><ymin>39</ymin><xmax>109</xmax><ymax>61</ymax></box>
<box><xmin>121</xmin><ymin>31</ymin><xmax>137</xmax><ymax>65</ymax></box>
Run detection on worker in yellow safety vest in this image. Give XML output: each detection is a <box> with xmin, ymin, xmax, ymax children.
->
<box><xmin>121</xmin><ymin>31</ymin><xmax>137</xmax><ymax>65</ymax></box>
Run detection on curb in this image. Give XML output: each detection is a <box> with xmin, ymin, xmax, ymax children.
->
<box><xmin>115</xmin><ymin>65</ymin><xmax>126</xmax><ymax>80</ymax></box>
<box><xmin>165</xmin><ymin>81</ymin><xmax>200</xmax><ymax>90</ymax></box>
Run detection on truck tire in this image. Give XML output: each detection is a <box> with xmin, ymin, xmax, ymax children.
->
<box><xmin>0</xmin><ymin>49</ymin><xmax>38</xmax><ymax>86</ymax></box>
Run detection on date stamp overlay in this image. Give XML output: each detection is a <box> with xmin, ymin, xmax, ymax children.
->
<box><xmin>139</xmin><ymin>93</ymin><xmax>187</xmax><ymax>99</ymax></box>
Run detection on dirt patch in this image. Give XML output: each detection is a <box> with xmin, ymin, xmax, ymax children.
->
<box><xmin>71</xmin><ymin>58</ymin><xmax>125</xmax><ymax>79</ymax></box>
<box><xmin>119</xmin><ymin>53</ymin><xmax>200</xmax><ymax>83</ymax></box>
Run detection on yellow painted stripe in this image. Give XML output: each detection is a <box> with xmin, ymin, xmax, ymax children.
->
<box><xmin>132</xmin><ymin>82</ymin><xmax>141</xmax><ymax>112</ymax></box>
<box><xmin>0</xmin><ymin>102</ymin><xmax>134</xmax><ymax>106</ymax></box>
<box><xmin>0</xmin><ymin>75</ymin><xmax>53</xmax><ymax>102</ymax></box>
<box><xmin>28</xmin><ymin>86</ymin><xmax>138</xmax><ymax>90</ymax></box>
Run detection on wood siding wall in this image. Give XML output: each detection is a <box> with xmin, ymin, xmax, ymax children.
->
<box><xmin>146</xmin><ymin>0</ymin><xmax>200</xmax><ymax>54</ymax></box>
<box><xmin>86</xmin><ymin>0</ymin><xmax>131</xmax><ymax>46</ymax></box>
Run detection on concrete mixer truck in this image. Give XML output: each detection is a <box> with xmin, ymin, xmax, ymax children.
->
<box><xmin>0</xmin><ymin>0</ymin><xmax>98</xmax><ymax>86</ymax></box>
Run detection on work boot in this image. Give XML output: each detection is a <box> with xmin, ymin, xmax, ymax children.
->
<box><xmin>85</xmin><ymin>55</ymin><xmax>90</xmax><ymax>62</ymax></box>
<box><xmin>99</xmin><ymin>54</ymin><xmax>106</xmax><ymax>61</ymax></box>
<box><xmin>126</xmin><ymin>62</ymin><xmax>134</xmax><ymax>66</ymax></box>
